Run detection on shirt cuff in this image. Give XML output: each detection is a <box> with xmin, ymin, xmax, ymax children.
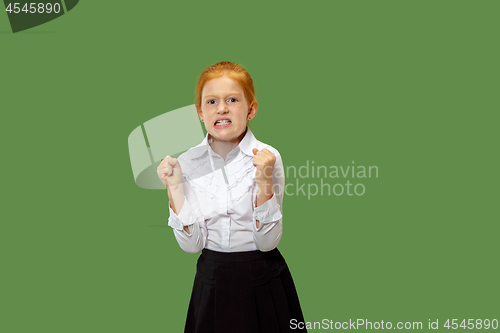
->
<box><xmin>167</xmin><ymin>199</ymin><xmax>197</xmax><ymax>231</ymax></box>
<box><xmin>253</xmin><ymin>193</ymin><xmax>282</xmax><ymax>225</ymax></box>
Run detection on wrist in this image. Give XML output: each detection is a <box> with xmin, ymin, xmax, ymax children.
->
<box><xmin>167</xmin><ymin>184</ymin><xmax>183</xmax><ymax>193</ymax></box>
<box><xmin>255</xmin><ymin>178</ymin><xmax>273</xmax><ymax>187</ymax></box>
<box><xmin>256</xmin><ymin>181</ymin><xmax>274</xmax><ymax>199</ymax></box>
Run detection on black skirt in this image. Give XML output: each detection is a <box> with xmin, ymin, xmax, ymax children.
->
<box><xmin>184</xmin><ymin>248</ymin><xmax>307</xmax><ymax>333</ymax></box>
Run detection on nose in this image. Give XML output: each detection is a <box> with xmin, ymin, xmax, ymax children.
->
<box><xmin>217</xmin><ymin>101</ymin><xmax>229</xmax><ymax>114</ymax></box>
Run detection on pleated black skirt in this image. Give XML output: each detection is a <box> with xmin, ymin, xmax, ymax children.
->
<box><xmin>184</xmin><ymin>248</ymin><xmax>307</xmax><ymax>333</ymax></box>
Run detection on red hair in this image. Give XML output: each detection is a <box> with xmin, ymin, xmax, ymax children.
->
<box><xmin>195</xmin><ymin>61</ymin><xmax>257</xmax><ymax>109</ymax></box>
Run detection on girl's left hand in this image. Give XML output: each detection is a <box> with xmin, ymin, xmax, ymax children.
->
<box><xmin>252</xmin><ymin>148</ymin><xmax>276</xmax><ymax>185</ymax></box>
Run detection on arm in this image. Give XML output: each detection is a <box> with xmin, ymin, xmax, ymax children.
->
<box><xmin>252</xmin><ymin>150</ymin><xmax>284</xmax><ymax>252</ymax></box>
<box><xmin>167</xmin><ymin>190</ymin><xmax>206</xmax><ymax>254</ymax></box>
<box><xmin>159</xmin><ymin>156</ymin><xmax>206</xmax><ymax>254</ymax></box>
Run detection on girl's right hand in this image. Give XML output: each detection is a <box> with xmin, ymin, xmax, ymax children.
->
<box><xmin>157</xmin><ymin>156</ymin><xmax>183</xmax><ymax>190</ymax></box>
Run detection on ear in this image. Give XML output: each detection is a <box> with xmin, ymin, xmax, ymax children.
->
<box><xmin>196</xmin><ymin>105</ymin><xmax>204</xmax><ymax>122</ymax></box>
<box><xmin>247</xmin><ymin>101</ymin><xmax>258</xmax><ymax>120</ymax></box>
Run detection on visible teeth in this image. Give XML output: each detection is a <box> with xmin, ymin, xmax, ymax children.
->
<box><xmin>215</xmin><ymin>120</ymin><xmax>231</xmax><ymax>125</ymax></box>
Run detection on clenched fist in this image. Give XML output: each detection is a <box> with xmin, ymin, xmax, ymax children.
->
<box><xmin>157</xmin><ymin>156</ymin><xmax>183</xmax><ymax>190</ymax></box>
<box><xmin>252</xmin><ymin>148</ymin><xmax>276</xmax><ymax>185</ymax></box>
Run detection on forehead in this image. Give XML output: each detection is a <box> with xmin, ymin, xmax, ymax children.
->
<box><xmin>202</xmin><ymin>76</ymin><xmax>244</xmax><ymax>97</ymax></box>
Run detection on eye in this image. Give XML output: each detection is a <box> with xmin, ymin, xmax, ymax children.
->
<box><xmin>207</xmin><ymin>99</ymin><xmax>216</xmax><ymax>105</ymax></box>
<box><xmin>228</xmin><ymin>98</ymin><xmax>237</xmax><ymax>103</ymax></box>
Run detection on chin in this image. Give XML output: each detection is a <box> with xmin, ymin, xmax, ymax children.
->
<box><xmin>209</xmin><ymin>126</ymin><xmax>246</xmax><ymax>142</ymax></box>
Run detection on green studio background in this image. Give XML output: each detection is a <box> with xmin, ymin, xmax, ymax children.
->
<box><xmin>1</xmin><ymin>1</ymin><xmax>499</xmax><ymax>332</ymax></box>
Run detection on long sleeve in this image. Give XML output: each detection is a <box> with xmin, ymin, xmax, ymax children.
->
<box><xmin>252</xmin><ymin>152</ymin><xmax>284</xmax><ymax>252</ymax></box>
<box><xmin>167</xmin><ymin>182</ymin><xmax>206</xmax><ymax>254</ymax></box>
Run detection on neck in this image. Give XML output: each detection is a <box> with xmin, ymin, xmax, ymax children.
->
<box><xmin>209</xmin><ymin>128</ymin><xmax>247</xmax><ymax>160</ymax></box>
<box><xmin>210</xmin><ymin>141</ymin><xmax>236</xmax><ymax>160</ymax></box>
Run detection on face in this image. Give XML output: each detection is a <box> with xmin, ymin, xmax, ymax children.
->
<box><xmin>197</xmin><ymin>76</ymin><xmax>258</xmax><ymax>144</ymax></box>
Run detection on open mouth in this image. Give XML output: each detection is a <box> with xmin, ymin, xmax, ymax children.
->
<box><xmin>214</xmin><ymin>119</ymin><xmax>232</xmax><ymax>126</ymax></box>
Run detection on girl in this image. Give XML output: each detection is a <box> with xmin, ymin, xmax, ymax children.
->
<box><xmin>157</xmin><ymin>61</ymin><xmax>306</xmax><ymax>332</ymax></box>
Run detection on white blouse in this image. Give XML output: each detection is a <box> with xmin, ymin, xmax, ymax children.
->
<box><xmin>167</xmin><ymin>127</ymin><xmax>284</xmax><ymax>253</ymax></box>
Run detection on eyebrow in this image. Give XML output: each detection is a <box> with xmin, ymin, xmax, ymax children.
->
<box><xmin>203</xmin><ymin>93</ymin><xmax>242</xmax><ymax>99</ymax></box>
